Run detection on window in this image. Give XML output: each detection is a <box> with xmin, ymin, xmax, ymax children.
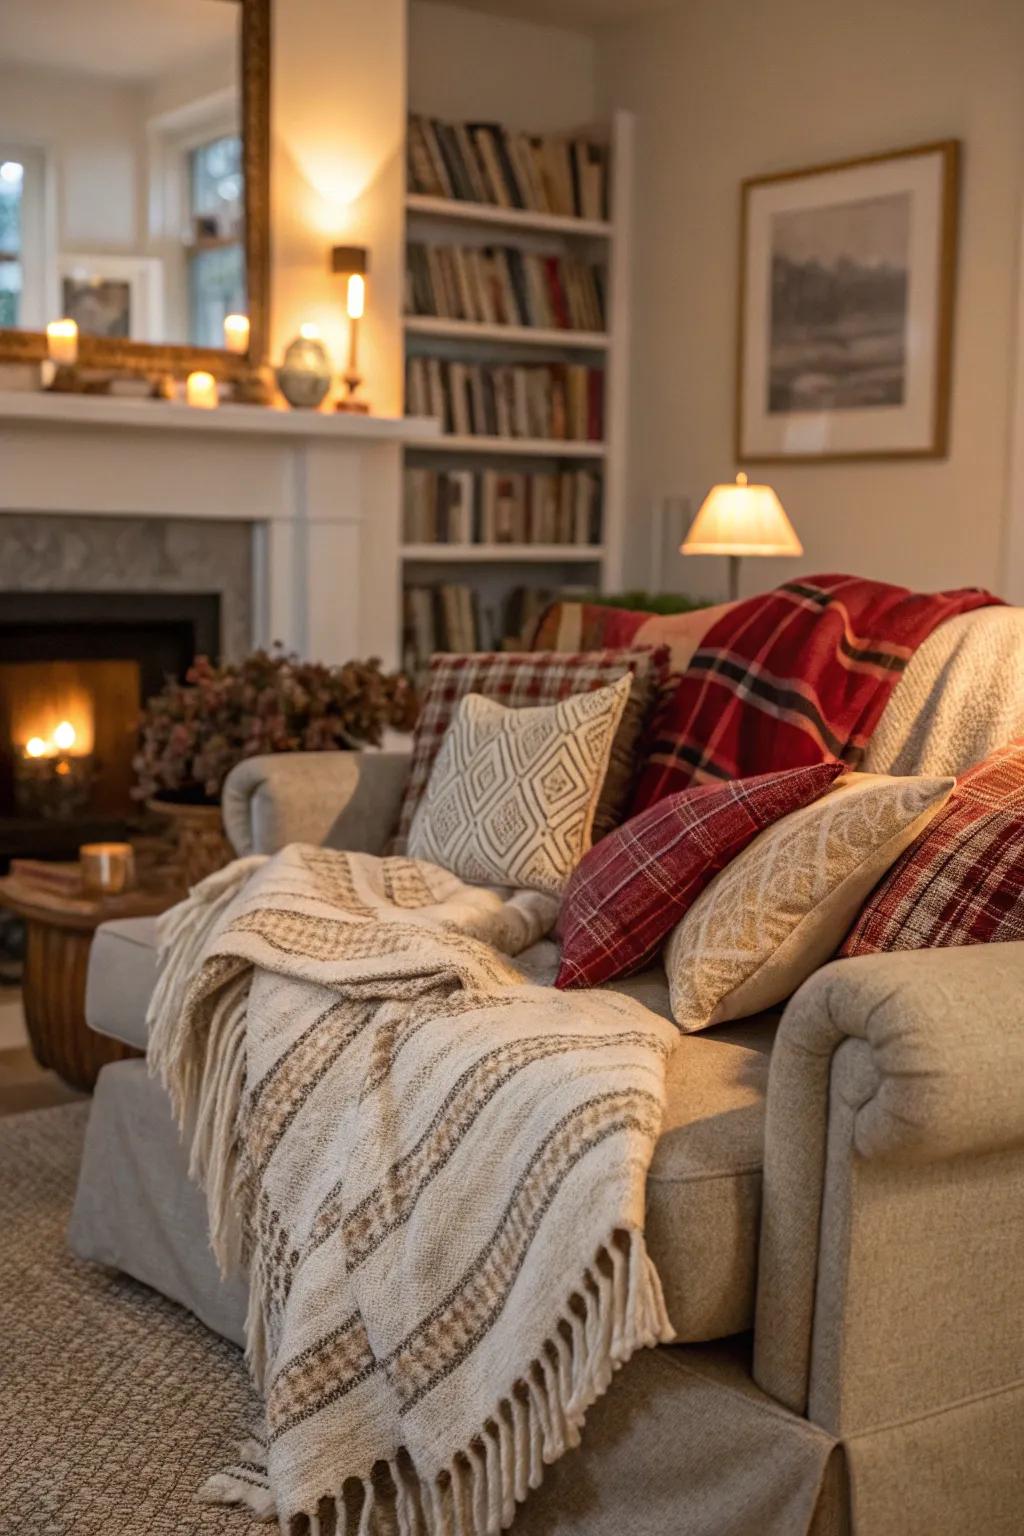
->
<box><xmin>0</xmin><ymin>158</ymin><xmax>23</xmax><ymax>327</ymax></box>
<box><xmin>186</xmin><ymin>133</ymin><xmax>245</xmax><ymax>347</ymax></box>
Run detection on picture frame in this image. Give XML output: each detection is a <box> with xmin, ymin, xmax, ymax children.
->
<box><xmin>58</xmin><ymin>254</ymin><xmax>165</xmax><ymax>344</ymax></box>
<box><xmin>736</xmin><ymin>141</ymin><xmax>959</xmax><ymax>462</ymax></box>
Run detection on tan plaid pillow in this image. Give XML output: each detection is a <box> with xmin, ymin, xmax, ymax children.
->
<box><xmin>392</xmin><ymin>647</ymin><xmax>670</xmax><ymax>853</ymax></box>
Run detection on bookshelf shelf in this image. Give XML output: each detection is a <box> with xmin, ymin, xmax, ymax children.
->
<box><xmin>406</xmin><ymin>194</ymin><xmax>612</xmax><ymax>240</ymax></box>
<box><xmin>402</xmin><ymin>544</ymin><xmax>605</xmax><ymax>563</ymax></box>
<box><xmin>411</xmin><ymin>435</ymin><xmax>606</xmax><ymax>458</ymax></box>
<box><xmin>400</xmin><ymin>110</ymin><xmax>633</xmax><ymax>667</ymax></box>
<box><xmin>404</xmin><ymin>317</ymin><xmax>610</xmax><ymax>351</ymax></box>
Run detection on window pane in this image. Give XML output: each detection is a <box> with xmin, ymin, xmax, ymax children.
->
<box><xmin>189</xmin><ymin>135</ymin><xmax>243</xmax><ymax>240</ymax></box>
<box><xmin>189</xmin><ymin>243</ymin><xmax>246</xmax><ymax>348</ymax></box>
<box><xmin>0</xmin><ymin>161</ymin><xmax>22</xmax><ymax>256</ymax></box>
<box><xmin>0</xmin><ymin>259</ymin><xmax>20</xmax><ymax>327</ymax></box>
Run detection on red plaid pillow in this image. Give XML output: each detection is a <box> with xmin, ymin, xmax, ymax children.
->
<box><xmin>392</xmin><ymin>648</ymin><xmax>670</xmax><ymax>852</ymax></box>
<box><xmin>555</xmin><ymin>760</ymin><xmax>844</xmax><ymax>989</ymax></box>
<box><xmin>842</xmin><ymin>739</ymin><xmax>1024</xmax><ymax>955</ymax></box>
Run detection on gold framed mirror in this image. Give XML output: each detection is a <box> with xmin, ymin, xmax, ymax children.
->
<box><xmin>0</xmin><ymin>0</ymin><xmax>270</xmax><ymax>378</ymax></box>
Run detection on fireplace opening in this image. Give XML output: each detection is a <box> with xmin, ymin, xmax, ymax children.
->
<box><xmin>0</xmin><ymin>591</ymin><xmax>221</xmax><ymax>865</ymax></box>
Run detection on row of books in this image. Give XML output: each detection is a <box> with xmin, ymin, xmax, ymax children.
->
<box><xmin>403</xmin><ymin>583</ymin><xmax>564</xmax><ymax>667</ymax></box>
<box><xmin>408</xmin><ymin>115</ymin><xmax>609</xmax><ymax>222</ymax></box>
<box><xmin>403</xmin><ymin>468</ymin><xmax>602</xmax><ymax>547</ymax></box>
<box><xmin>405</xmin><ymin>358</ymin><xmax>604</xmax><ymax>442</ymax></box>
<box><xmin>406</xmin><ymin>243</ymin><xmax>605</xmax><ymax>332</ymax></box>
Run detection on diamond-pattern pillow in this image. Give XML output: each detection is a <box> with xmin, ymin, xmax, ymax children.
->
<box><xmin>408</xmin><ymin>675</ymin><xmax>632</xmax><ymax>895</ymax></box>
<box><xmin>392</xmin><ymin>648</ymin><xmax>670</xmax><ymax>853</ymax></box>
<box><xmin>842</xmin><ymin>738</ymin><xmax>1024</xmax><ymax>955</ymax></box>
<box><xmin>555</xmin><ymin>762</ymin><xmax>844</xmax><ymax>989</ymax></box>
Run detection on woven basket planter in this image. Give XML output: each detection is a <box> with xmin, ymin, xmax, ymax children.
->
<box><xmin>147</xmin><ymin>798</ymin><xmax>233</xmax><ymax>889</ymax></box>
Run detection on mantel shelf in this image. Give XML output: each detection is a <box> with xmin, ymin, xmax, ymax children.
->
<box><xmin>0</xmin><ymin>391</ymin><xmax>441</xmax><ymax>443</ymax></box>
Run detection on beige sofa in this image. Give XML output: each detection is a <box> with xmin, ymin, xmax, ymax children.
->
<box><xmin>70</xmin><ymin>610</ymin><xmax>1024</xmax><ymax>1536</ymax></box>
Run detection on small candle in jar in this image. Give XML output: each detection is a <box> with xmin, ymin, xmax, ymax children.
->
<box><xmin>223</xmin><ymin>313</ymin><xmax>250</xmax><ymax>354</ymax></box>
<box><xmin>186</xmin><ymin>370</ymin><xmax>219</xmax><ymax>409</ymax></box>
<box><xmin>46</xmin><ymin>319</ymin><xmax>78</xmax><ymax>366</ymax></box>
<box><xmin>80</xmin><ymin>842</ymin><xmax>136</xmax><ymax>896</ymax></box>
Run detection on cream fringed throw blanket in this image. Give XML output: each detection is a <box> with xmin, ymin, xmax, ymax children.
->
<box><xmin>147</xmin><ymin>843</ymin><xmax>676</xmax><ymax>1535</ymax></box>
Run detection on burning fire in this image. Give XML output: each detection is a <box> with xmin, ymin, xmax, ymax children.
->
<box><xmin>22</xmin><ymin>718</ymin><xmax>87</xmax><ymax>759</ymax></box>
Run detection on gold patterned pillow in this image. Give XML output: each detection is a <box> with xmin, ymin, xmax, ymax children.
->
<box><xmin>664</xmin><ymin>771</ymin><xmax>955</xmax><ymax>1032</ymax></box>
<box><xmin>408</xmin><ymin>674</ymin><xmax>631</xmax><ymax>895</ymax></box>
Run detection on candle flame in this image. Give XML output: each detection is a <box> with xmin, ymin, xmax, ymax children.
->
<box><xmin>53</xmin><ymin>719</ymin><xmax>77</xmax><ymax>751</ymax></box>
<box><xmin>25</xmin><ymin>736</ymin><xmax>48</xmax><ymax>759</ymax></box>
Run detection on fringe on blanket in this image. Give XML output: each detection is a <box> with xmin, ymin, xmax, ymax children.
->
<box><xmin>147</xmin><ymin>856</ymin><xmax>265</xmax><ymax>1275</ymax></box>
<box><xmin>202</xmin><ymin>1225</ymin><xmax>673</xmax><ymax>1536</ymax></box>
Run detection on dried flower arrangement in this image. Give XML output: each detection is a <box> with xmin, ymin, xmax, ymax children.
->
<box><xmin>133</xmin><ymin>649</ymin><xmax>418</xmax><ymax>805</ymax></box>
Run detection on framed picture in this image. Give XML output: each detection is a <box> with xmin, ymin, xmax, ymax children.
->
<box><xmin>58</xmin><ymin>253</ymin><xmax>164</xmax><ymax>343</ymax></box>
<box><xmin>736</xmin><ymin>141</ymin><xmax>959</xmax><ymax>461</ymax></box>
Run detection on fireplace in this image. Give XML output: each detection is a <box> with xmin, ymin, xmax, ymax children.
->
<box><xmin>0</xmin><ymin>591</ymin><xmax>220</xmax><ymax>865</ymax></box>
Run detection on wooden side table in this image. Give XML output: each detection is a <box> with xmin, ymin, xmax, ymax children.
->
<box><xmin>0</xmin><ymin>876</ymin><xmax>177</xmax><ymax>1092</ymax></box>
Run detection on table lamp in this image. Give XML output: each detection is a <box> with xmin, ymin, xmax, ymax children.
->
<box><xmin>681</xmin><ymin>472</ymin><xmax>802</xmax><ymax>602</ymax></box>
<box><xmin>330</xmin><ymin>245</ymin><xmax>369</xmax><ymax>413</ymax></box>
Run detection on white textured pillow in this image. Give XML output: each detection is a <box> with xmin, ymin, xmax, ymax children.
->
<box><xmin>665</xmin><ymin>771</ymin><xmax>955</xmax><ymax>1032</ymax></box>
<box><xmin>408</xmin><ymin>674</ymin><xmax>631</xmax><ymax>895</ymax></box>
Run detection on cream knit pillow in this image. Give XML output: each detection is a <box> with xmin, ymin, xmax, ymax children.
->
<box><xmin>665</xmin><ymin>771</ymin><xmax>955</xmax><ymax>1032</ymax></box>
<box><xmin>408</xmin><ymin>673</ymin><xmax>631</xmax><ymax>895</ymax></box>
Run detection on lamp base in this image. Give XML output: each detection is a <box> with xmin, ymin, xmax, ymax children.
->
<box><xmin>728</xmin><ymin>554</ymin><xmax>741</xmax><ymax>604</ymax></box>
<box><xmin>335</xmin><ymin>398</ymin><xmax>370</xmax><ymax>414</ymax></box>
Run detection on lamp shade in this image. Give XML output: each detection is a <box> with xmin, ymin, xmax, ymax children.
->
<box><xmin>330</xmin><ymin>245</ymin><xmax>369</xmax><ymax>276</ymax></box>
<box><xmin>681</xmin><ymin>473</ymin><xmax>803</xmax><ymax>558</ymax></box>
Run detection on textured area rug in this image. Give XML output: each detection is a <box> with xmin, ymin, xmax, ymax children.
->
<box><xmin>0</xmin><ymin>1104</ymin><xmax>266</xmax><ymax>1536</ymax></box>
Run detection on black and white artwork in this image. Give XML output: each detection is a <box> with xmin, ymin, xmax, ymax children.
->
<box><xmin>768</xmin><ymin>192</ymin><xmax>909</xmax><ymax>414</ymax></box>
<box><xmin>738</xmin><ymin>144</ymin><xmax>958</xmax><ymax>459</ymax></box>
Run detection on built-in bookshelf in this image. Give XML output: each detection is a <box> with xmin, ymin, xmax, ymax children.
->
<box><xmin>400</xmin><ymin>110</ymin><xmax>632</xmax><ymax>671</ymax></box>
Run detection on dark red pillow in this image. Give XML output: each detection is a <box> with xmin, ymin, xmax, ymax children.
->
<box><xmin>555</xmin><ymin>760</ymin><xmax>844</xmax><ymax>989</ymax></box>
<box><xmin>842</xmin><ymin>738</ymin><xmax>1024</xmax><ymax>955</ymax></box>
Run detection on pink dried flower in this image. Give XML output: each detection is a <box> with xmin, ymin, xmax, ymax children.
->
<box><xmin>132</xmin><ymin>645</ymin><xmax>419</xmax><ymax>804</ymax></box>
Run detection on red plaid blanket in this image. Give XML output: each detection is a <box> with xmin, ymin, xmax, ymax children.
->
<box><xmin>628</xmin><ymin>574</ymin><xmax>1001</xmax><ymax>814</ymax></box>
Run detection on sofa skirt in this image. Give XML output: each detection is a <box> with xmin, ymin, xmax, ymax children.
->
<box><xmin>69</xmin><ymin>1060</ymin><xmax>843</xmax><ymax>1536</ymax></box>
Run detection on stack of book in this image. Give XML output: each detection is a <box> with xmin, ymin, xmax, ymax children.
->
<box><xmin>403</xmin><ymin>468</ymin><xmax>602</xmax><ymax>547</ymax></box>
<box><xmin>406</xmin><ymin>244</ymin><xmax>605</xmax><ymax>332</ymax></box>
<box><xmin>403</xmin><ymin>583</ymin><xmax>564</xmax><ymax>668</ymax></box>
<box><xmin>408</xmin><ymin>115</ymin><xmax>609</xmax><ymax>221</ymax></box>
<box><xmin>405</xmin><ymin>358</ymin><xmax>603</xmax><ymax>441</ymax></box>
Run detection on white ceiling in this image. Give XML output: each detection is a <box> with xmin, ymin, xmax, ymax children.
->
<box><xmin>432</xmin><ymin>0</ymin><xmax>675</xmax><ymax>28</ymax></box>
<box><xmin>1</xmin><ymin>0</ymin><xmax>238</xmax><ymax>83</ymax></box>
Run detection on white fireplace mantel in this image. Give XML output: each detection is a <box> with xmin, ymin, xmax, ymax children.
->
<box><xmin>0</xmin><ymin>392</ymin><xmax>440</xmax><ymax>666</ymax></box>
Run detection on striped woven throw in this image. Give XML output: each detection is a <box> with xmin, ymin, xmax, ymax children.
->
<box><xmin>147</xmin><ymin>844</ymin><xmax>676</xmax><ymax>1534</ymax></box>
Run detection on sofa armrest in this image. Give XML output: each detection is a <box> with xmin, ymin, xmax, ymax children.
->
<box><xmin>755</xmin><ymin>945</ymin><xmax>1024</xmax><ymax>1428</ymax></box>
<box><xmin>221</xmin><ymin>751</ymin><xmax>410</xmax><ymax>856</ymax></box>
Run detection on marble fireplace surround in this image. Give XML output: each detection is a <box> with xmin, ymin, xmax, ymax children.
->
<box><xmin>1</xmin><ymin>515</ymin><xmax>252</xmax><ymax>660</ymax></box>
<box><xmin>0</xmin><ymin>393</ymin><xmax>440</xmax><ymax>667</ymax></box>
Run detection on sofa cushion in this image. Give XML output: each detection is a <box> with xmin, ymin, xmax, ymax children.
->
<box><xmin>517</xmin><ymin>940</ymin><xmax>775</xmax><ymax>1341</ymax></box>
<box><xmin>87</xmin><ymin>921</ymin><xmax>775</xmax><ymax>1343</ymax></box>
<box><xmin>85</xmin><ymin>916</ymin><xmax>160</xmax><ymax>1052</ymax></box>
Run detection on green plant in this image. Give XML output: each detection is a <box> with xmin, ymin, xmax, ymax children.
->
<box><xmin>579</xmin><ymin>590</ymin><xmax>711</xmax><ymax>615</ymax></box>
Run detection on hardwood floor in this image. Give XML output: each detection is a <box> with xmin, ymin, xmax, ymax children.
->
<box><xmin>0</xmin><ymin>988</ymin><xmax>85</xmax><ymax>1116</ymax></box>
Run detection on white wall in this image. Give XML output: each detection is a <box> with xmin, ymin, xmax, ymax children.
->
<box><xmin>0</xmin><ymin>65</ymin><xmax>143</xmax><ymax>252</ymax></box>
<box><xmin>597</xmin><ymin>0</ymin><xmax>1024</xmax><ymax>601</ymax></box>
<box><xmin>408</xmin><ymin>2</ymin><xmax>597</xmax><ymax>130</ymax></box>
<box><xmin>271</xmin><ymin>0</ymin><xmax>407</xmax><ymax>414</ymax></box>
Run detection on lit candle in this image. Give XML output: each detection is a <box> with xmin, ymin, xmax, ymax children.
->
<box><xmin>46</xmin><ymin>319</ymin><xmax>78</xmax><ymax>366</ymax></box>
<box><xmin>346</xmin><ymin>273</ymin><xmax>365</xmax><ymax>320</ymax></box>
<box><xmin>80</xmin><ymin>842</ymin><xmax>136</xmax><ymax>896</ymax></box>
<box><xmin>186</xmin><ymin>370</ymin><xmax>219</xmax><ymax>409</ymax></box>
<box><xmin>223</xmin><ymin>313</ymin><xmax>250</xmax><ymax>354</ymax></box>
